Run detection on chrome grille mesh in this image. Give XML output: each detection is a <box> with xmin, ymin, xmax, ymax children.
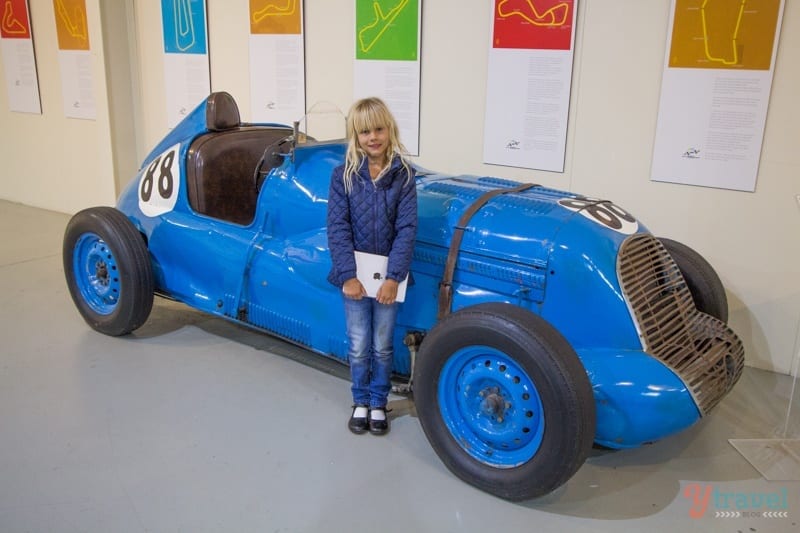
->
<box><xmin>617</xmin><ymin>234</ymin><xmax>745</xmax><ymax>415</ymax></box>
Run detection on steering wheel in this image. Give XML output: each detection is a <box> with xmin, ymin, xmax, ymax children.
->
<box><xmin>253</xmin><ymin>136</ymin><xmax>292</xmax><ymax>192</ymax></box>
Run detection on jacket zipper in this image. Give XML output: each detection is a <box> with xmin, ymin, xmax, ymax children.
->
<box><xmin>372</xmin><ymin>176</ymin><xmax>379</xmax><ymax>252</ymax></box>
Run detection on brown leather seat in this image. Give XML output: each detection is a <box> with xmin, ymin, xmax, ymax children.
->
<box><xmin>205</xmin><ymin>91</ymin><xmax>241</xmax><ymax>131</ymax></box>
<box><xmin>186</xmin><ymin>93</ymin><xmax>292</xmax><ymax>225</ymax></box>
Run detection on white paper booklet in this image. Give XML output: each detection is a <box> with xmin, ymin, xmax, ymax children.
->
<box><xmin>354</xmin><ymin>251</ymin><xmax>409</xmax><ymax>302</ymax></box>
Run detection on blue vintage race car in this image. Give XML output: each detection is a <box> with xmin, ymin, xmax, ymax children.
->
<box><xmin>63</xmin><ymin>92</ymin><xmax>744</xmax><ymax>501</ymax></box>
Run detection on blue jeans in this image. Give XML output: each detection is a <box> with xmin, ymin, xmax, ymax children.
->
<box><xmin>344</xmin><ymin>297</ymin><xmax>398</xmax><ymax>409</ymax></box>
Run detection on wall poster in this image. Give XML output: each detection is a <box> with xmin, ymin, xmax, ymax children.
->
<box><xmin>483</xmin><ymin>0</ymin><xmax>577</xmax><ymax>172</ymax></box>
<box><xmin>1</xmin><ymin>0</ymin><xmax>41</xmax><ymax>114</ymax></box>
<box><xmin>353</xmin><ymin>0</ymin><xmax>421</xmax><ymax>155</ymax></box>
<box><xmin>651</xmin><ymin>0</ymin><xmax>785</xmax><ymax>192</ymax></box>
<box><xmin>249</xmin><ymin>0</ymin><xmax>306</xmax><ymax>126</ymax></box>
<box><xmin>161</xmin><ymin>0</ymin><xmax>211</xmax><ymax>128</ymax></box>
<box><xmin>53</xmin><ymin>0</ymin><xmax>95</xmax><ymax>119</ymax></box>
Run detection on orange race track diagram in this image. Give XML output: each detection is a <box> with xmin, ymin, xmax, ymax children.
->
<box><xmin>253</xmin><ymin>0</ymin><xmax>296</xmax><ymax>23</ymax></box>
<box><xmin>250</xmin><ymin>0</ymin><xmax>301</xmax><ymax>34</ymax></box>
<box><xmin>55</xmin><ymin>0</ymin><xmax>86</xmax><ymax>41</ymax></box>
<box><xmin>668</xmin><ymin>0</ymin><xmax>780</xmax><ymax>70</ymax></box>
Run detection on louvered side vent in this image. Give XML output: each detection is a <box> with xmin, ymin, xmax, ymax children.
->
<box><xmin>248</xmin><ymin>303</ymin><xmax>312</xmax><ymax>346</ymax></box>
<box><xmin>617</xmin><ymin>234</ymin><xmax>745</xmax><ymax>415</ymax></box>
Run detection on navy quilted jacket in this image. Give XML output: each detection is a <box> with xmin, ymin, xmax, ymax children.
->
<box><xmin>326</xmin><ymin>156</ymin><xmax>417</xmax><ymax>288</ymax></box>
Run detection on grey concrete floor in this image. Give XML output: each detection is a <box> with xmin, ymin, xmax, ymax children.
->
<box><xmin>1</xmin><ymin>199</ymin><xmax>798</xmax><ymax>533</ymax></box>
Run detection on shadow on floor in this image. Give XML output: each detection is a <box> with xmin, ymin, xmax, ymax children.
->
<box><xmin>115</xmin><ymin>298</ymin><xmax>798</xmax><ymax>521</ymax></box>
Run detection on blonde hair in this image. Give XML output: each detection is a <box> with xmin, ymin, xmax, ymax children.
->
<box><xmin>342</xmin><ymin>97</ymin><xmax>412</xmax><ymax>194</ymax></box>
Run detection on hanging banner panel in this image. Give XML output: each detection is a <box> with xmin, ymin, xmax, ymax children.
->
<box><xmin>249</xmin><ymin>0</ymin><xmax>306</xmax><ymax>125</ymax></box>
<box><xmin>0</xmin><ymin>0</ymin><xmax>41</xmax><ymax>113</ymax></box>
<box><xmin>483</xmin><ymin>0</ymin><xmax>577</xmax><ymax>173</ymax></box>
<box><xmin>651</xmin><ymin>0</ymin><xmax>784</xmax><ymax>192</ymax></box>
<box><xmin>52</xmin><ymin>0</ymin><xmax>95</xmax><ymax>119</ymax></box>
<box><xmin>353</xmin><ymin>0</ymin><xmax>421</xmax><ymax>155</ymax></box>
<box><xmin>161</xmin><ymin>0</ymin><xmax>210</xmax><ymax>128</ymax></box>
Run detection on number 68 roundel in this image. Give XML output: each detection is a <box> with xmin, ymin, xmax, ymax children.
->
<box><xmin>138</xmin><ymin>143</ymin><xmax>181</xmax><ymax>217</ymax></box>
<box><xmin>558</xmin><ymin>196</ymin><xmax>639</xmax><ymax>235</ymax></box>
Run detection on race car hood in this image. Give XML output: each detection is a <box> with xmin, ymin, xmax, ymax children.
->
<box><xmin>415</xmin><ymin>173</ymin><xmax>582</xmax><ymax>270</ymax></box>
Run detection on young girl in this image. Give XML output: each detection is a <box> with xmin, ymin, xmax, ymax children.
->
<box><xmin>326</xmin><ymin>97</ymin><xmax>417</xmax><ymax>436</ymax></box>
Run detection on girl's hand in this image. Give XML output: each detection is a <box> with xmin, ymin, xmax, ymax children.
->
<box><xmin>343</xmin><ymin>278</ymin><xmax>367</xmax><ymax>300</ymax></box>
<box><xmin>376</xmin><ymin>279</ymin><xmax>399</xmax><ymax>305</ymax></box>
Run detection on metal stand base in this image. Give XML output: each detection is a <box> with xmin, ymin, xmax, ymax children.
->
<box><xmin>729</xmin><ymin>438</ymin><xmax>800</xmax><ymax>481</ymax></box>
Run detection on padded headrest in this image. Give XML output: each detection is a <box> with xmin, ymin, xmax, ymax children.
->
<box><xmin>206</xmin><ymin>92</ymin><xmax>241</xmax><ymax>131</ymax></box>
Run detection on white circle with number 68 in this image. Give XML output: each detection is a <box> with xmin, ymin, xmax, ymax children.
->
<box><xmin>558</xmin><ymin>197</ymin><xmax>639</xmax><ymax>235</ymax></box>
<box><xmin>138</xmin><ymin>143</ymin><xmax>181</xmax><ymax>217</ymax></box>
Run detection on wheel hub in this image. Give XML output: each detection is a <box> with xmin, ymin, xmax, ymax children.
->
<box><xmin>95</xmin><ymin>261</ymin><xmax>109</xmax><ymax>286</ymax></box>
<box><xmin>479</xmin><ymin>388</ymin><xmax>508</xmax><ymax>422</ymax></box>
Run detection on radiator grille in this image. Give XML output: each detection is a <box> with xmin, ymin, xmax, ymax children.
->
<box><xmin>617</xmin><ymin>233</ymin><xmax>744</xmax><ymax>415</ymax></box>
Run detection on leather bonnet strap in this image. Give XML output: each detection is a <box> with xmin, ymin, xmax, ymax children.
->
<box><xmin>437</xmin><ymin>182</ymin><xmax>537</xmax><ymax>320</ymax></box>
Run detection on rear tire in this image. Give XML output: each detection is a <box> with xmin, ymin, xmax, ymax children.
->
<box><xmin>63</xmin><ymin>207</ymin><xmax>153</xmax><ymax>336</ymax></box>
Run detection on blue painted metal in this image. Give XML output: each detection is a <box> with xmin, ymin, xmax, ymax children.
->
<box><xmin>111</xmin><ymin>95</ymin><xmax>733</xmax><ymax>450</ymax></box>
<box><xmin>438</xmin><ymin>345</ymin><xmax>545</xmax><ymax>467</ymax></box>
<box><xmin>72</xmin><ymin>232</ymin><xmax>120</xmax><ymax>315</ymax></box>
<box><xmin>541</xmin><ymin>212</ymin><xmax>644</xmax><ymax>352</ymax></box>
<box><xmin>580</xmin><ymin>349</ymin><xmax>701</xmax><ymax>448</ymax></box>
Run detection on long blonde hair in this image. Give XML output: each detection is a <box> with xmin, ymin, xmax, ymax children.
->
<box><xmin>342</xmin><ymin>97</ymin><xmax>412</xmax><ymax>194</ymax></box>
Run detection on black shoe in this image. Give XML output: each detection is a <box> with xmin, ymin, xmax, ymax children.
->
<box><xmin>348</xmin><ymin>405</ymin><xmax>369</xmax><ymax>435</ymax></box>
<box><xmin>368</xmin><ymin>408</ymin><xmax>390</xmax><ymax>436</ymax></box>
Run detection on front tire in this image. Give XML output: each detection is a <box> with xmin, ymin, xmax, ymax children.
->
<box><xmin>659</xmin><ymin>237</ymin><xmax>728</xmax><ymax>322</ymax></box>
<box><xmin>63</xmin><ymin>207</ymin><xmax>153</xmax><ymax>336</ymax></box>
<box><xmin>413</xmin><ymin>303</ymin><xmax>595</xmax><ymax>501</ymax></box>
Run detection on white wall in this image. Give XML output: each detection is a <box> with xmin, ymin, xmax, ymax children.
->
<box><xmin>1</xmin><ymin>1</ymin><xmax>798</xmax><ymax>375</ymax></box>
<box><xmin>0</xmin><ymin>0</ymin><xmax>117</xmax><ymax>212</ymax></box>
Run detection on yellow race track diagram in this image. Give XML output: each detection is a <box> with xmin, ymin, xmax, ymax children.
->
<box><xmin>2</xmin><ymin>0</ymin><xmax>27</xmax><ymax>35</ymax></box>
<box><xmin>669</xmin><ymin>0</ymin><xmax>780</xmax><ymax>70</ymax></box>
<box><xmin>701</xmin><ymin>0</ymin><xmax>745</xmax><ymax>65</ymax></box>
<box><xmin>358</xmin><ymin>0</ymin><xmax>409</xmax><ymax>54</ymax></box>
<box><xmin>253</xmin><ymin>0</ymin><xmax>296</xmax><ymax>22</ymax></box>
<box><xmin>496</xmin><ymin>0</ymin><xmax>570</xmax><ymax>27</ymax></box>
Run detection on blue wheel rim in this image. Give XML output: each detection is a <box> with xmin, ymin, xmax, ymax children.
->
<box><xmin>72</xmin><ymin>232</ymin><xmax>120</xmax><ymax>316</ymax></box>
<box><xmin>438</xmin><ymin>346</ymin><xmax>545</xmax><ymax>468</ymax></box>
